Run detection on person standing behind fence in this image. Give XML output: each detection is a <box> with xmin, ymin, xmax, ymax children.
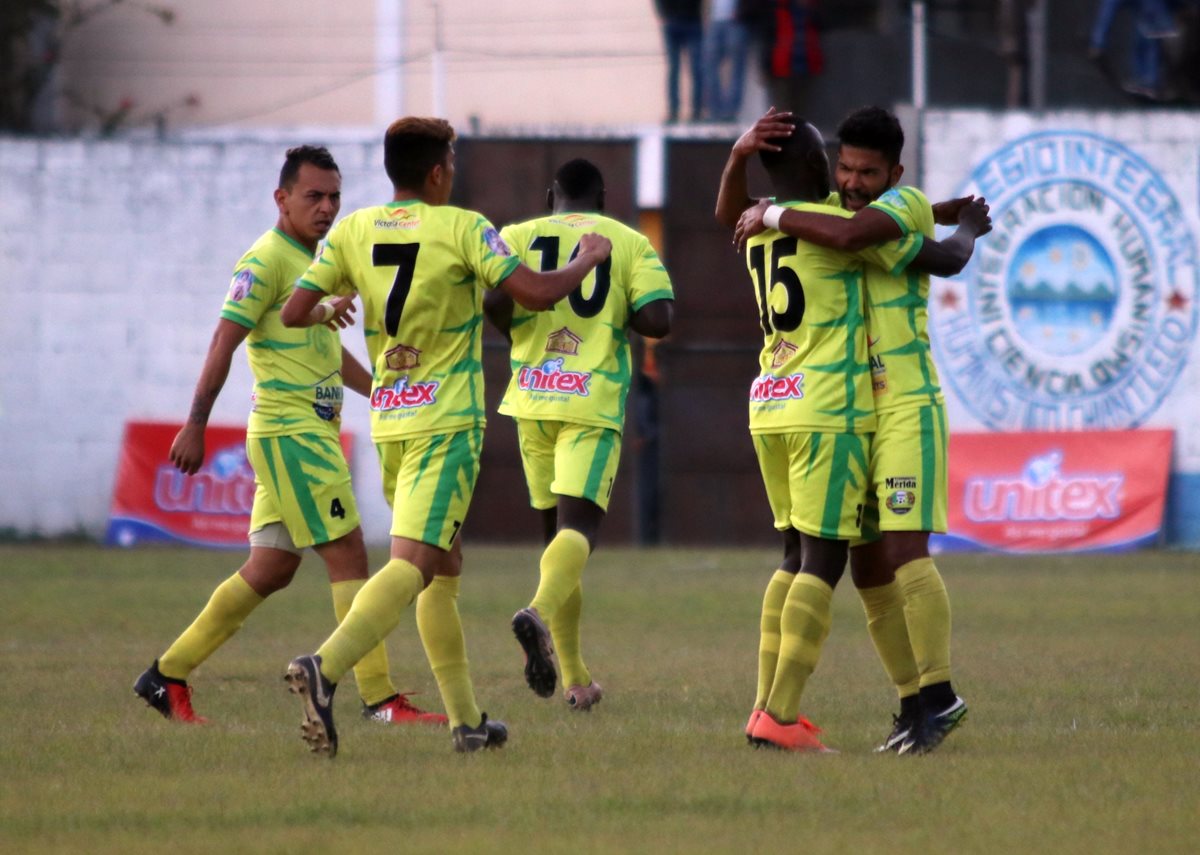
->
<box><xmin>704</xmin><ymin>0</ymin><xmax>753</xmax><ymax>122</ymax></box>
<box><xmin>1089</xmin><ymin>0</ymin><xmax>1180</xmax><ymax>100</ymax></box>
<box><xmin>758</xmin><ymin>0</ymin><xmax>823</xmax><ymax>115</ymax></box>
<box><xmin>655</xmin><ymin>0</ymin><xmax>705</xmax><ymax>122</ymax></box>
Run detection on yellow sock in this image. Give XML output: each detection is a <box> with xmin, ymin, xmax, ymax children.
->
<box><xmin>331</xmin><ymin>579</ymin><xmax>398</xmax><ymax>707</ymax></box>
<box><xmin>550</xmin><ymin>584</ymin><xmax>591</xmax><ymax>689</ymax></box>
<box><xmin>158</xmin><ymin>572</ymin><xmax>263</xmax><ymax>679</ymax></box>
<box><xmin>316</xmin><ymin>558</ymin><xmax>423</xmax><ymax>684</ymax></box>
<box><xmin>895</xmin><ymin>557</ymin><xmax>953</xmax><ymax>687</ymax></box>
<box><xmin>858</xmin><ymin>580</ymin><xmax>920</xmax><ymax>699</ymax></box>
<box><xmin>755</xmin><ymin>569</ymin><xmax>793</xmax><ymax>710</ymax></box>
<box><xmin>416</xmin><ymin>575</ymin><xmax>481</xmax><ymax>728</ymax></box>
<box><xmin>765</xmin><ymin>574</ymin><xmax>833</xmax><ymax>723</ymax></box>
<box><xmin>529</xmin><ymin>529</ymin><xmax>590</xmax><ymax>622</ymax></box>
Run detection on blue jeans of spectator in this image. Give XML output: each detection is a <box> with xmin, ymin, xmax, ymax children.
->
<box><xmin>703</xmin><ymin>20</ymin><xmax>749</xmax><ymax>121</ymax></box>
<box><xmin>662</xmin><ymin>19</ymin><xmax>703</xmax><ymax>120</ymax></box>
<box><xmin>1090</xmin><ymin>0</ymin><xmax>1174</xmax><ymax>87</ymax></box>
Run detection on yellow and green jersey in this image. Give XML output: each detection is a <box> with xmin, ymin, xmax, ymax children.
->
<box><xmin>220</xmin><ymin>228</ymin><xmax>343</xmax><ymax>439</ymax></box>
<box><xmin>862</xmin><ymin>185</ymin><xmax>943</xmax><ymax>413</ymax></box>
<box><xmin>298</xmin><ymin>200</ymin><xmax>520</xmax><ymax>441</ymax></box>
<box><xmin>497</xmin><ymin>212</ymin><xmax>674</xmax><ymax>432</ymax></box>
<box><xmin>744</xmin><ymin>202</ymin><xmax>922</xmax><ymax>435</ymax></box>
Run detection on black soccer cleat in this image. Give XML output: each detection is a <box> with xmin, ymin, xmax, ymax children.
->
<box><xmin>512</xmin><ymin>607</ymin><xmax>558</xmax><ymax>698</ymax></box>
<box><xmin>452</xmin><ymin>713</ymin><xmax>508</xmax><ymax>753</ymax></box>
<box><xmin>285</xmin><ymin>654</ymin><xmax>339</xmax><ymax>758</ymax></box>
<box><xmin>133</xmin><ymin>660</ymin><xmax>208</xmax><ymax>723</ymax></box>
<box><xmin>876</xmin><ymin>710</ymin><xmax>918</xmax><ymax>753</ymax></box>
<box><xmin>899</xmin><ymin>696</ymin><xmax>968</xmax><ymax>756</ymax></box>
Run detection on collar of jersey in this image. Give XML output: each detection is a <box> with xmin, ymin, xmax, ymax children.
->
<box><xmin>271</xmin><ymin>227</ymin><xmax>315</xmax><ymax>258</ymax></box>
<box><xmin>388</xmin><ymin>199</ymin><xmax>422</xmax><ymax>207</ymax></box>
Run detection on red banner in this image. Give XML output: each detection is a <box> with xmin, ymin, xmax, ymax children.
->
<box><xmin>935</xmin><ymin>430</ymin><xmax>1173</xmax><ymax>553</ymax></box>
<box><xmin>106</xmin><ymin>421</ymin><xmax>353</xmax><ymax>549</ymax></box>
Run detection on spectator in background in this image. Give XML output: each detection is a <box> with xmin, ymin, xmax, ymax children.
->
<box><xmin>999</xmin><ymin>0</ymin><xmax>1035</xmax><ymax>108</ymax></box>
<box><xmin>758</xmin><ymin>0</ymin><xmax>823</xmax><ymax>114</ymax></box>
<box><xmin>655</xmin><ymin>0</ymin><xmax>705</xmax><ymax>123</ymax></box>
<box><xmin>1089</xmin><ymin>0</ymin><xmax>1180</xmax><ymax>100</ymax></box>
<box><xmin>704</xmin><ymin>0</ymin><xmax>753</xmax><ymax>122</ymax></box>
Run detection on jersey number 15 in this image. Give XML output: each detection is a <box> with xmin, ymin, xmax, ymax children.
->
<box><xmin>748</xmin><ymin>236</ymin><xmax>806</xmax><ymax>335</ymax></box>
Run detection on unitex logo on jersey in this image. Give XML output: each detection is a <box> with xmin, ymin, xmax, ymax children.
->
<box><xmin>518</xmin><ymin>358</ymin><xmax>591</xmax><ymax>396</ymax></box>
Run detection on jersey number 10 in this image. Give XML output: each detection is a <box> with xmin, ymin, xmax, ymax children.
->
<box><xmin>529</xmin><ymin>235</ymin><xmax>612</xmax><ymax>318</ymax></box>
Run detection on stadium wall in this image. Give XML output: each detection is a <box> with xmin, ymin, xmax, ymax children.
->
<box><xmin>3</xmin><ymin>108</ymin><xmax>1199</xmax><ymax>547</ymax></box>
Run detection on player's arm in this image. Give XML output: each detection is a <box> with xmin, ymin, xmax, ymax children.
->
<box><xmin>630</xmin><ymin>299</ymin><xmax>673</xmax><ymax>339</ymax></box>
<box><xmin>279</xmin><ymin>285</ymin><xmax>358</xmax><ymax>329</ymax></box>
<box><xmin>909</xmin><ymin>197</ymin><xmax>992</xmax><ymax>277</ymax></box>
<box><xmin>715</xmin><ymin>108</ymin><xmax>796</xmax><ymax>228</ymax></box>
<box><xmin>169</xmin><ymin>319</ymin><xmax>250</xmax><ymax>475</ymax></box>
<box><xmin>341</xmin><ymin>348</ymin><xmax>373</xmax><ymax>398</ymax></box>
<box><xmin>483</xmin><ymin>288</ymin><xmax>515</xmax><ymax>343</ymax></box>
<box><xmin>735</xmin><ymin>201</ymin><xmax>901</xmax><ymax>253</ymax></box>
<box><xmin>500</xmin><ymin>233</ymin><xmax>613</xmax><ymax>311</ymax></box>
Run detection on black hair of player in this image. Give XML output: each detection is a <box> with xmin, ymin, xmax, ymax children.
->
<box><xmin>837</xmin><ymin>106</ymin><xmax>904</xmax><ymax>167</ymax></box>
<box><xmin>279</xmin><ymin>145</ymin><xmax>340</xmax><ymax>190</ymax></box>
<box><xmin>383</xmin><ymin>117</ymin><xmax>456</xmax><ymax>191</ymax></box>
<box><xmin>554</xmin><ymin>159</ymin><xmax>605</xmax><ymax>202</ymax></box>
<box><xmin>759</xmin><ymin>120</ymin><xmax>831</xmax><ymax>200</ymax></box>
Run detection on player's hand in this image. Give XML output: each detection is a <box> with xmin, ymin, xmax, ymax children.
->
<box><xmin>732</xmin><ymin>107</ymin><xmax>795</xmax><ymax>159</ymax></box>
<box><xmin>323</xmin><ymin>295</ymin><xmax>358</xmax><ymax>330</ymax></box>
<box><xmin>734</xmin><ymin>200</ymin><xmax>770</xmax><ymax>252</ymax></box>
<box><xmin>932</xmin><ymin>195</ymin><xmax>976</xmax><ymax>226</ymax></box>
<box><xmin>958</xmin><ymin>197</ymin><xmax>992</xmax><ymax>237</ymax></box>
<box><xmin>577</xmin><ymin>233</ymin><xmax>613</xmax><ymax>263</ymax></box>
<box><xmin>169</xmin><ymin>424</ymin><xmax>206</xmax><ymax>476</ymax></box>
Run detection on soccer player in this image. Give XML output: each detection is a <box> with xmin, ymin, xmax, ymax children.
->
<box><xmin>278</xmin><ymin>118</ymin><xmax>613</xmax><ymax>756</ymax></box>
<box><xmin>713</xmin><ymin>115</ymin><xmax>988</xmax><ymax>752</ymax></box>
<box><xmin>733</xmin><ymin>107</ymin><xmax>984</xmax><ymax>754</ymax></box>
<box><xmin>134</xmin><ymin>145</ymin><xmax>445</xmax><ymax>728</ymax></box>
<box><xmin>483</xmin><ymin>159</ymin><xmax>674</xmax><ymax>710</ymax></box>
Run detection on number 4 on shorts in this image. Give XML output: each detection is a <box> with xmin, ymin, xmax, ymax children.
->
<box><xmin>330</xmin><ymin>498</ymin><xmax>346</xmax><ymax>519</ymax></box>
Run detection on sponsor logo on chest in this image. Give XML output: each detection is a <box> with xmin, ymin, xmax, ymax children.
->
<box><xmin>370</xmin><ymin>378</ymin><xmax>440</xmax><ymax>411</ymax></box>
<box><xmin>750</xmin><ymin>373</ymin><xmax>805</xmax><ymax>402</ymax></box>
<box><xmin>518</xmin><ymin>358</ymin><xmax>591</xmax><ymax>396</ymax></box>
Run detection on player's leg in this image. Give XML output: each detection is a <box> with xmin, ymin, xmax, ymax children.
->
<box><xmin>873</xmin><ymin>405</ymin><xmax>965</xmax><ymax>754</ymax></box>
<box><xmin>136</xmin><ymin>444</ymin><xmax>305</xmax><ymax>723</ymax></box>
<box><xmin>745</xmin><ymin>433</ymin><xmax>801</xmax><ymax>739</ymax></box>
<box><xmin>753</xmin><ymin>431</ymin><xmax>867</xmax><ymax>753</ymax></box>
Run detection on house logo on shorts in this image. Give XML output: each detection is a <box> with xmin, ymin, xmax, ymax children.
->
<box><xmin>930</xmin><ymin>130</ymin><xmax>1198</xmax><ymax>430</ymax></box>
<box><xmin>385</xmin><ymin>343</ymin><xmax>421</xmax><ymax>371</ymax></box>
<box><xmin>770</xmin><ymin>339</ymin><xmax>797</xmax><ymax>369</ymax></box>
<box><xmin>546</xmin><ymin>327</ymin><xmax>582</xmax><ymax>356</ymax></box>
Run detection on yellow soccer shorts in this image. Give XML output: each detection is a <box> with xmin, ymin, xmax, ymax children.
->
<box><xmin>858</xmin><ymin>403</ymin><xmax>949</xmax><ymax>543</ymax></box>
<box><xmin>246</xmin><ymin>432</ymin><xmax>360</xmax><ymax>550</ymax></box>
<box><xmin>514</xmin><ymin>419</ymin><xmax>622</xmax><ymax>512</ymax></box>
<box><xmin>375</xmin><ymin>427</ymin><xmax>483</xmax><ymax>550</ymax></box>
<box><xmin>753</xmin><ymin>430</ymin><xmax>871</xmax><ymax>540</ymax></box>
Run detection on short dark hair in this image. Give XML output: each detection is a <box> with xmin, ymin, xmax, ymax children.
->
<box><xmin>554</xmin><ymin>158</ymin><xmax>605</xmax><ymax>200</ymax></box>
<box><xmin>383</xmin><ymin>117</ymin><xmax>456</xmax><ymax>190</ymax></box>
<box><xmin>279</xmin><ymin>145</ymin><xmax>339</xmax><ymax>190</ymax></box>
<box><xmin>837</xmin><ymin>106</ymin><xmax>904</xmax><ymax>166</ymax></box>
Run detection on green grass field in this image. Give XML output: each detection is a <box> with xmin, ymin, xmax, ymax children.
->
<box><xmin>2</xmin><ymin>543</ymin><xmax>1198</xmax><ymax>854</ymax></box>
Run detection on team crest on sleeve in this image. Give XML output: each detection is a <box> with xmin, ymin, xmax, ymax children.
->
<box><xmin>879</xmin><ymin>188</ymin><xmax>908</xmax><ymax>209</ymax></box>
<box><xmin>931</xmin><ymin>130</ymin><xmax>1198</xmax><ymax>430</ymax></box>
<box><xmin>483</xmin><ymin>227</ymin><xmax>511</xmax><ymax>256</ymax></box>
<box><xmin>385</xmin><ymin>343</ymin><xmax>421</xmax><ymax>371</ymax></box>
<box><xmin>228</xmin><ymin>269</ymin><xmax>255</xmax><ymax>302</ymax></box>
<box><xmin>546</xmin><ymin>327</ymin><xmax>582</xmax><ymax>356</ymax></box>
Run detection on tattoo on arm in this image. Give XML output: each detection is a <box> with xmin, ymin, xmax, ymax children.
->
<box><xmin>187</xmin><ymin>391</ymin><xmax>218</xmax><ymax>426</ymax></box>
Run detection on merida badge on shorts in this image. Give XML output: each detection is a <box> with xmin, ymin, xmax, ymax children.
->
<box><xmin>886</xmin><ymin>490</ymin><xmax>916</xmax><ymax>515</ymax></box>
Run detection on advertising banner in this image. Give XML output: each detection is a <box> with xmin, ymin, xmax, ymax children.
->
<box><xmin>934</xmin><ymin>429</ymin><xmax>1174</xmax><ymax>553</ymax></box>
<box><xmin>105</xmin><ymin>421</ymin><xmax>353</xmax><ymax>548</ymax></box>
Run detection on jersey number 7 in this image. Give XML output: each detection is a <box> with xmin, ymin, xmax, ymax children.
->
<box><xmin>373</xmin><ymin>243</ymin><xmax>420</xmax><ymax>335</ymax></box>
<box><xmin>747</xmin><ymin>236</ymin><xmax>805</xmax><ymax>334</ymax></box>
<box><xmin>529</xmin><ymin>235</ymin><xmax>612</xmax><ymax>318</ymax></box>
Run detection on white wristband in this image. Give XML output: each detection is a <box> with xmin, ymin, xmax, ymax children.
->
<box><xmin>763</xmin><ymin>205</ymin><xmax>786</xmax><ymax>231</ymax></box>
<box><xmin>315</xmin><ymin>302</ymin><xmax>335</xmax><ymax>323</ymax></box>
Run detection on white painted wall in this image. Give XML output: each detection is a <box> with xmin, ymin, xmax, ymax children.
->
<box><xmin>0</xmin><ymin>136</ymin><xmax>396</xmax><ymax>539</ymax></box>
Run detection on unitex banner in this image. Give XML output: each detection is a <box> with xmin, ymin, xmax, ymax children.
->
<box><xmin>935</xmin><ymin>429</ymin><xmax>1173</xmax><ymax>553</ymax></box>
<box><xmin>105</xmin><ymin>421</ymin><xmax>354</xmax><ymax>548</ymax></box>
